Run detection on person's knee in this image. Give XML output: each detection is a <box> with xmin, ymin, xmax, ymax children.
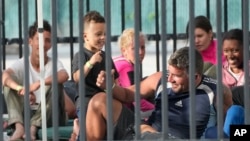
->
<box><xmin>88</xmin><ymin>92</ymin><xmax>107</xmax><ymax>111</ymax></box>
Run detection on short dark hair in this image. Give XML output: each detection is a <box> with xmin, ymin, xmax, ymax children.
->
<box><xmin>168</xmin><ymin>47</ymin><xmax>204</xmax><ymax>75</ymax></box>
<box><xmin>83</xmin><ymin>10</ymin><xmax>105</xmax><ymax>30</ymax></box>
<box><xmin>186</xmin><ymin>15</ymin><xmax>212</xmax><ymax>38</ymax></box>
<box><xmin>223</xmin><ymin>28</ymin><xmax>243</xmax><ymax>47</ymax></box>
<box><xmin>29</xmin><ymin>20</ymin><xmax>51</xmax><ymax>38</ymax></box>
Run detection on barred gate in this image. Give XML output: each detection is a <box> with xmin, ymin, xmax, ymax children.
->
<box><xmin>0</xmin><ymin>0</ymin><xmax>250</xmax><ymax>140</ymax></box>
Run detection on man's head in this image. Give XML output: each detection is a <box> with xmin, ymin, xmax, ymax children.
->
<box><xmin>29</xmin><ymin>20</ymin><xmax>51</xmax><ymax>58</ymax></box>
<box><xmin>118</xmin><ymin>28</ymin><xmax>147</xmax><ymax>64</ymax></box>
<box><xmin>83</xmin><ymin>11</ymin><xmax>106</xmax><ymax>52</ymax></box>
<box><xmin>167</xmin><ymin>47</ymin><xmax>204</xmax><ymax>93</ymax></box>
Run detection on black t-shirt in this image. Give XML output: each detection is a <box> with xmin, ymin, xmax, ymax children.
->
<box><xmin>72</xmin><ymin>47</ymin><xmax>119</xmax><ymax>109</ymax></box>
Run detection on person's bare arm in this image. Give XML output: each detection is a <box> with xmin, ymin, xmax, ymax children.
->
<box><xmin>213</xmin><ymin>84</ymin><xmax>233</xmax><ymax>119</ymax></box>
<box><xmin>140</xmin><ymin>124</ymin><xmax>158</xmax><ymax>133</ymax></box>
<box><xmin>73</xmin><ymin>51</ymin><xmax>102</xmax><ymax>82</ymax></box>
<box><xmin>45</xmin><ymin>69</ymin><xmax>69</xmax><ymax>85</ymax></box>
<box><xmin>222</xmin><ymin>84</ymin><xmax>233</xmax><ymax>118</ymax></box>
<box><xmin>2</xmin><ymin>68</ymin><xmax>22</xmax><ymax>91</ymax></box>
<box><xmin>73</xmin><ymin>64</ymin><xmax>92</xmax><ymax>82</ymax></box>
<box><xmin>96</xmin><ymin>70</ymin><xmax>162</xmax><ymax>103</ymax></box>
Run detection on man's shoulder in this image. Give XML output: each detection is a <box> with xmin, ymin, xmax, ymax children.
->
<box><xmin>202</xmin><ymin>75</ymin><xmax>217</xmax><ymax>85</ymax></box>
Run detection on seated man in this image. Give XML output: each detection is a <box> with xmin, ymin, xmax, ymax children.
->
<box><xmin>2</xmin><ymin>20</ymin><xmax>74</xmax><ymax>141</ymax></box>
<box><xmin>84</xmin><ymin>47</ymin><xmax>232</xmax><ymax>140</ymax></box>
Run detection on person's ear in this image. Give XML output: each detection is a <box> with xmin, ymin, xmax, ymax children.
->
<box><xmin>195</xmin><ymin>73</ymin><xmax>200</xmax><ymax>81</ymax></box>
<box><xmin>209</xmin><ymin>30</ymin><xmax>213</xmax><ymax>40</ymax></box>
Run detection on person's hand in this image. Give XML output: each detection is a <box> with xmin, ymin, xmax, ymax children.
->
<box><xmin>29</xmin><ymin>92</ymin><xmax>36</xmax><ymax>105</ymax></box>
<box><xmin>89</xmin><ymin>51</ymin><xmax>103</xmax><ymax>65</ymax></box>
<box><xmin>96</xmin><ymin>69</ymin><xmax>115</xmax><ymax>90</ymax></box>
<box><xmin>96</xmin><ymin>70</ymin><xmax>106</xmax><ymax>89</ymax></box>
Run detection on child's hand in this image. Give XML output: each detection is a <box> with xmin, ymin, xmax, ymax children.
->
<box><xmin>96</xmin><ymin>69</ymin><xmax>115</xmax><ymax>90</ymax></box>
<box><xmin>89</xmin><ymin>51</ymin><xmax>102</xmax><ymax>65</ymax></box>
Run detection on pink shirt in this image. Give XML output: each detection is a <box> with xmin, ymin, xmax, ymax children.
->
<box><xmin>222</xmin><ymin>62</ymin><xmax>249</xmax><ymax>88</ymax></box>
<box><xmin>200</xmin><ymin>40</ymin><xmax>226</xmax><ymax>65</ymax></box>
<box><xmin>113</xmin><ymin>56</ymin><xmax>155</xmax><ymax>112</ymax></box>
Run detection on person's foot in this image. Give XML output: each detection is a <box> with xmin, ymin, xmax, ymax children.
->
<box><xmin>30</xmin><ymin>125</ymin><xmax>37</xmax><ymax>141</ymax></box>
<box><xmin>10</xmin><ymin>123</ymin><xmax>24</xmax><ymax>141</ymax></box>
<box><xmin>22</xmin><ymin>125</ymin><xmax>37</xmax><ymax>141</ymax></box>
<box><xmin>69</xmin><ymin>118</ymin><xmax>80</xmax><ymax>141</ymax></box>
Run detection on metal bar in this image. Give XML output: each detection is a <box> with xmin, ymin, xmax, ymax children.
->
<box><xmin>86</xmin><ymin>0</ymin><xmax>89</xmax><ymax>12</ymax></box>
<box><xmin>23</xmin><ymin>0</ymin><xmax>31</xmax><ymax>140</ymax></box>
<box><xmin>18</xmin><ymin>0</ymin><xmax>22</xmax><ymax>58</ymax></box>
<box><xmin>155</xmin><ymin>0</ymin><xmax>160</xmax><ymax>72</ymax></box>
<box><xmin>0</xmin><ymin>0</ymin><xmax>3</xmax><ymax>139</ymax></box>
<box><xmin>121</xmin><ymin>0</ymin><xmax>125</xmax><ymax>31</ymax></box>
<box><xmin>216</xmin><ymin>0</ymin><xmax>224</xmax><ymax>139</ymax></box>
<box><xmin>104</xmin><ymin>0</ymin><xmax>114</xmax><ymax>140</ymax></box>
<box><xmin>37</xmin><ymin>0</ymin><xmax>47</xmax><ymax>139</ymax></box>
<box><xmin>224</xmin><ymin>0</ymin><xmax>228</xmax><ymax>32</ymax></box>
<box><xmin>51</xmin><ymin>0</ymin><xmax>59</xmax><ymax>140</ymax></box>
<box><xmin>173</xmin><ymin>0</ymin><xmax>177</xmax><ymax>52</ymax></box>
<box><xmin>78</xmin><ymin>0</ymin><xmax>86</xmax><ymax>140</ymax></box>
<box><xmin>2</xmin><ymin>0</ymin><xmax>5</xmax><ymax>70</ymax></box>
<box><xmin>206</xmin><ymin>0</ymin><xmax>210</xmax><ymax>19</ymax></box>
<box><xmin>242</xmin><ymin>0</ymin><xmax>250</xmax><ymax>124</ymax></box>
<box><xmin>134</xmin><ymin>0</ymin><xmax>141</xmax><ymax>140</ymax></box>
<box><xmin>188</xmin><ymin>0</ymin><xmax>196</xmax><ymax>139</ymax></box>
<box><xmin>69</xmin><ymin>0</ymin><xmax>74</xmax><ymax>79</ymax></box>
<box><xmin>161</xmin><ymin>0</ymin><xmax>168</xmax><ymax>139</ymax></box>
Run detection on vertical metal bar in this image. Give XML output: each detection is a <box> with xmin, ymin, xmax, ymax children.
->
<box><xmin>216</xmin><ymin>0</ymin><xmax>224</xmax><ymax>139</ymax></box>
<box><xmin>242</xmin><ymin>0</ymin><xmax>250</xmax><ymax>124</ymax></box>
<box><xmin>138</xmin><ymin>0</ymin><xmax>143</xmax><ymax>77</ymax></box>
<box><xmin>173</xmin><ymin>0</ymin><xmax>177</xmax><ymax>52</ymax></box>
<box><xmin>18</xmin><ymin>0</ymin><xmax>22</xmax><ymax>58</ymax></box>
<box><xmin>35</xmin><ymin>0</ymin><xmax>38</xmax><ymax>20</ymax></box>
<box><xmin>138</xmin><ymin>0</ymin><xmax>142</xmax><ymax>31</ymax></box>
<box><xmin>78</xmin><ymin>0</ymin><xmax>86</xmax><ymax>140</ymax></box>
<box><xmin>23</xmin><ymin>0</ymin><xmax>31</xmax><ymax>140</ymax></box>
<box><xmin>51</xmin><ymin>0</ymin><xmax>59</xmax><ymax>140</ymax></box>
<box><xmin>134</xmin><ymin>0</ymin><xmax>141</xmax><ymax>140</ymax></box>
<box><xmin>0</xmin><ymin>0</ymin><xmax>3</xmax><ymax>140</ymax></box>
<box><xmin>104</xmin><ymin>0</ymin><xmax>114</xmax><ymax>140</ymax></box>
<box><xmin>69</xmin><ymin>0</ymin><xmax>74</xmax><ymax>79</ymax></box>
<box><xmin>37</xmin><ymin>0</ymin><xmax>47</xmax><ymax>139</ymax></box>
<box><xmin>121</xmin><ymin>0</ymin><xmax>125</xmax><ymax>31</ymax></box>
<box><xmin>155</xmin><ymin>0</ymin><xmax>160</xmax><ymax>72</ymax></box>
<box><xmin>188</xmin><ymin>0</ymin><xmax>196</xmax><ymax>139</ymax></box>
<box><xmin>2</xmin><ymin>0</ymin><xmax>5</xmax><ymax>70</ymax></box>
<box><xmin>86</xmin><ymin>0</ymin><xmax>90</xmax><ymax>12</ymax></box>
<box><xmin>206</xmin><ymin>0</ymin><xmax>210</xmax><ymax>19</ymax></box>
<box><xmin>224</xmin><ymin>0</ymin><xmax>228</xmax><ymax>32</ymax></box>
<box><xmin>161</xmin><ymin>0</ymin><xmax>168</xmax><ymax>139</ymax></box>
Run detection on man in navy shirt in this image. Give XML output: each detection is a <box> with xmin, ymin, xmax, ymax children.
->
<box><xmin>85</xmin><ymin>47</ymin><xmax>232</xmax><ymax>140</ymax></box>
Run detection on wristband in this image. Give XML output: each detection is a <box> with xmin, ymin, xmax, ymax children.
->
<box><xmin>16</xmin><ymin>85</ymin><xmax>23</xmax><ymax>92</ymax></box>
<box><xmin>104</xmin><ymin>83</ymin><xmax>115</xmax><ymax>92</ymax></box>
<box><xmin>86</xmin><ymin>61</ymin><xmax>93</xmax><ymax>69</ymax></box>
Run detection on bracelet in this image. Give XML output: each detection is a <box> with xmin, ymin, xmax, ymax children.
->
<box><xmin>16</xmin><ymin>85</ymin><xmax>23</xmax><ymax>92</ymax></box>
<box><xmin>104</xmin><ymin>83</ymin><xmax>115</xmax><ymax>92</ymax></box>
<box><xmin>86</xmin><ymin>61</ymin><xmax>93</xmax><ymax>69</ymax></box>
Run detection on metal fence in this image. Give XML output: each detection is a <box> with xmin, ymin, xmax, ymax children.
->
<box><xmin>1</xmin><ymin>0</ymin><xmax>250</xmax><ymax>140</ymax></box>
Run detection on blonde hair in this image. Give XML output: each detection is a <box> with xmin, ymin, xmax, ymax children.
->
<box><xmin>117</xmin><ymin>28</ymin><xmax>147</xmax><ymax>51</ymax></box>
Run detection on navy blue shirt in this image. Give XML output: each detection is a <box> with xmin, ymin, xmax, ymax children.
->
<box><xmin>147</xmin><ymin>76</ymin><xmax>217</xmax><ymax>139</ymax></box>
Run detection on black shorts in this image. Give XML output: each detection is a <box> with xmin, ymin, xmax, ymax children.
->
<box><xmin>113</xmin><ymin>104</ymin><xmax>135</xmax><ymax>140</ymax></box>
